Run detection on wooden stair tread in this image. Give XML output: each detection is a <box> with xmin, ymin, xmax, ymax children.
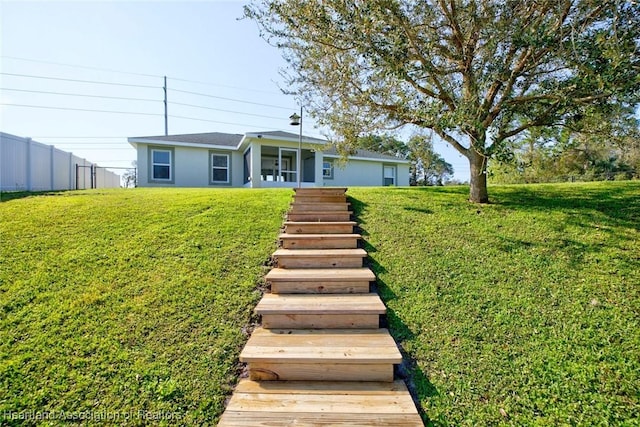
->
<box><xmin>284</xmin><ymin>221</ymin><xmax>357</xmax><ymax>226</ymax></box>
<box><xmin>290</xmin><ymin>203</ymin><xmax>350</xmax><ymax>212</ymax></box>
<box><xmin>284</xmin><ymin>221</ymin><xmax>356</xmax><ymax>234</ymax></box>
<box><xmin>287</xmin><ymin>211</ymin><xmax>353</xmax><ymax>217</ymax></box>
<box><xmin>294</xmin><ymin>187</ymin><xmax>347</xmax><ymax>194</ymax></box>
<box><xmin>218</xmin><ymin>380</ymin><xmax>423</xmax><ymax>426</ymax></box>
<box><xmin>280</xmin><ymin>233</ymin><xmax>361</xmax><ymax>239</ymax></box>
<box><xmin>287</xmin><ymin>215</ymin><xmax>353</xmax><ymax>222</ymax></box>
<box><xmin>240</xmin><ymin>328</ymin><xmax>401</xmax><ymax>363</ymax></box>
<box><xmin>266</xmin><ymin>268</ymin><xmax>375</xmax><ymax>282</ymax></box>
<box><xmin>256</xmin><ymin>293</ymin><xmax>386</xmax><ymax>315</ymax></box>
<box><xmin>273</xmin><ymin>248</ymin><xmax>367</xmax><ymax>257</ymax></box>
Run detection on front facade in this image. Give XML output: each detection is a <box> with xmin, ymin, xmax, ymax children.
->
<box><xmin>128</xmin><ymin>131</ymin><xmax>410</xmax><ymax>188</ymax></box>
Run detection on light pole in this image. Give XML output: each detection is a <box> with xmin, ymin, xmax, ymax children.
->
<box><xmin>289</xmin><ymin>107</ymin><xmax>303</xmax><ymax>188</ymax></box>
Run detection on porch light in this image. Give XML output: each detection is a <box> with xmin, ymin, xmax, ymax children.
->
<box><xmin>289</xmin><ymin>113</ymin><xmax>301</xmax><ymax>126</ymax></box>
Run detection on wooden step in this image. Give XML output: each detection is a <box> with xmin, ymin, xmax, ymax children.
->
<box><xmin>256</xmin><ymin>293</ymin><xmax>385</xmax><ymax>328</ymax></box>
<box><xmin>266</xmin><ymin>268</ymin><xmax>375</xmax><ymax>294</ymax></box>
<box><xmin>284</xmin><ymin>221</ymin><xmax>356</xmax><ymax>234</ymax></box>
<box><xmin>287</xmin><ymin>211</ymin><xmax>353</xmax><ymax>222</ymax></box>
<box><xmin>294</xmin><ymin>187</ymin><xmax>347</xmax><ymax>196</ymax></box>
<box><xmin>240</xmin><ymin>328</ymin><xmax>401</xmax><ymax>382</ymax></box>
<box><xmin>294</xmin><ymin>195</ymin><xmax>347</xmax><ymax>204</ymax></box>
<box><xmin>273</xmin><ymin>248</ymin><xmax>366</xmax><ymax>269</ymax></box>
<box><xmin>290</xmin><ymin>203</ymin><xmax>350</xmax><ymax>212</ymax></box>
<box><xmin>279</xmin><ymin>233</ymin><xmax>361</xmax><ymax>249</ymax></box>
<box><xmin>218</xmin><ymin>379</ymin><xmax>423</xmax><ymax>426</ymax></box>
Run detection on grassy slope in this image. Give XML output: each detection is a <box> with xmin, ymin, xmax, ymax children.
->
<box><xmin>2</xmin><ymin>183</ymin><xmax>638</xmax><ymax>426</ymax></box>
<box><xmin>348</xmin><ymin>182</ymin><xmax>639</xmax><ymax>426</ymax></box>
<box><xmin>0</xmin><ymin>188</ymin><xmax>291</xmax><ymax>425</ymax></box>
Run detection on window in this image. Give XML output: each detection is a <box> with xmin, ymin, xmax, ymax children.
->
<box><xmin>383</xmin><ymin>165</ymin><xmax>396</xmax><ymax>186</ymax></box>
<box><xmin>151</xmin><ymin>149</ymin><xmax>172</xmax><ymax>181</ymax></box>
<box><xmin>322</xmin><ymin>161</ymin><xmax>334</xmax><ymax>179</ymax></box>
<box><xmin>211</xmin><ymin>153</ymin><xmax>230</xmax><ymax>184</ymax></box>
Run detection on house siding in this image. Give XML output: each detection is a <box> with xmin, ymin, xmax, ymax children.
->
<box><xmin>137</xmin><ymin>144</ymin><xmax>241</xmax><ymax>187</ymax></box>
<box><xmin>324</xmin><ymin>158</ymin><xmax>410</xmax><ymax>187</ymax></box>
<box><xmin>134</xmin><ymin>138</ymin><xmax>409</xmax><ymax>188</ymax></box>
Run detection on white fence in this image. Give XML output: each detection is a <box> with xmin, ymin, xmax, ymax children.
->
<box><xmin>0</xmin><ymin>132</ymin><xmax>121</xmax><ymax>192</ymax></box>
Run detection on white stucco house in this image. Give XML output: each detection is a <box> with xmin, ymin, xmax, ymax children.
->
<box><xmin>127</xmin><ymin>131</ymin><xmax>410</xmax><ymax>188</ymax></box>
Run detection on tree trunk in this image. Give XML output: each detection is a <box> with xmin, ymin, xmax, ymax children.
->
<box><xmin>469</xmin><ymin>151</ymin><xmax>489</xmax><ymax>203</ymax></box>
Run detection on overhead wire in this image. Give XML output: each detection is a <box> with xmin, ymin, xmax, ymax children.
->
<box><xmin>0</xmin><ymin>87</ymin><xmax>159</xmax><ymax>103</ymax></box>
<box><xmin>0</xmin><ymin>56</ymin><xmax>163</xmax><ymax>79</ymax></box>
<box><xmin>1</xmin><ymin>103</ymin><xmax>163</xmax><ymax>116</ymax></box>
<box><xmin>0</xmin><ymin>72</ymin><xmax>159</xmax><ymax>89</ymax></box>
<box><xmin>169</xmin><ymin>88</ymin><xmax>291</xmax><ymax>110</ymax></box>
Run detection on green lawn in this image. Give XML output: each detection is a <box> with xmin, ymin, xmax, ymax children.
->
<box><xmin>1</xmin><ymin>183</ymin><xmax>639</xmax><ymax>426</ymax></box>
<box><xmin>0</xmin><ymin>188</ymin><xmax>291</xmax><ymax>425</ymax></box>
<box><xmin>348</xmin><ymin>181</ymin><xmax>640</xmax><ymax>426</ymax></box>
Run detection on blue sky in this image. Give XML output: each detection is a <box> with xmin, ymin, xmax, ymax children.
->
<box><xmin>1</xmin><ymin>0</ymin><xmax>470</xmax><ymax>180</ymax></box>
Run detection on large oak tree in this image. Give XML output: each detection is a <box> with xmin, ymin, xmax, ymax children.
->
<box><xmin>245</xmin><ymin>0</ymin><xmax>639</xmax><ymax>202</ymax></box>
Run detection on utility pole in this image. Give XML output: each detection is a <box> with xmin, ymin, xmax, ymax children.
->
<box><xmin>163</xmin><ymin>76</ymin><xmax>168</xmax><ymax>135</ymax></box>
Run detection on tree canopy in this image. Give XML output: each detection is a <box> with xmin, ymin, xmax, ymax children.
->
<box><xmin>245</xmin><ymin>0</ymin><xmax>640</xmax><ymax>202</ymax></box>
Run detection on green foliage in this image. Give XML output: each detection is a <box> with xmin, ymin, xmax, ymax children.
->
<box><xmin>348</xmin><ymin>182</ymin><xmax>640</xmax><ymax>425</ymax></box>
<box><xmin>0</xmin><ymin>188</ymin><xmax>291</xmax><ymax>425</ymax></box>
<box><xmin>489</xmin><ymin>107</ymin><xmax>640</xmax><ymax>183</ymax></box>
<box><xmin>246</xmin><ymin>0</ymin><xmax>640</xmax><ymax>202</ymax></box>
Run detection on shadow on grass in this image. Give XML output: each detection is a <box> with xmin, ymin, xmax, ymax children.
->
<box><xmin>350</xmin><ymin>194</ymin><xmax>440</xmax><ymax>426</ymax></box>
<box><xmin>494</xmin><ymin>183</ymin><xmax>640</xmax><ymax>231</ymax></box>
<box><xmin>0</xmin><ymin>190</ymin><xmax>70</xmax><ymax>203</ymax></box>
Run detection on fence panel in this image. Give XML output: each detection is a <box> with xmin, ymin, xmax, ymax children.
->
<box><xmin>1</xmin><ymin>132</ymin><xmax>121</xmax><ymax>191</ymax></box>
<box><xmin>0</xmin><ymin>133</ymin><xmax>28</xmax><ymax>191</ymax></box>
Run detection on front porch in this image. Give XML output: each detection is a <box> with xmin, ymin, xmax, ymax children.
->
<box><xmin>244</xmin><ymin>143</ymin><xmax>323</xmax><ymax>188</ymax></box>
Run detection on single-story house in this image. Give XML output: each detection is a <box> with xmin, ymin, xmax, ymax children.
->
<box><xmin>127</xmin><ymin>131</ymin><xmax>410</xmax><ymax>188</ymax></box>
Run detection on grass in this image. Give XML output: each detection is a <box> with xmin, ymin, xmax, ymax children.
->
<box><xmin>1</xmin><ymin>182</ymin><xmax>638</xmax><ymax>426</ymax></box>
<box><xmin>0</xmin><ymin>188</ymin><xmax>291</xmax><ymax>425</ymax></box>
<box><xmin>348</xmin><ymin>181</ymin><xmax>640</xmax><ymax>426</ymax></box>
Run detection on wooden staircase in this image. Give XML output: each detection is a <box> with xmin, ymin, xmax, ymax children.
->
<box><xmin>218</xmin><ymin>188</ymin><xmax>423</xmax><ymax>426</ymax></box>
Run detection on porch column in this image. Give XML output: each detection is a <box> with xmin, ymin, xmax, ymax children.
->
<box><xmin>314</xmin><ymin>150</ymin><xmax>324</xmax><ymax>187</ymax></box>
<box><xmin>250</xmin><ymin>143</ymin><xmax>262</xmax><ymax>188</ymax></box>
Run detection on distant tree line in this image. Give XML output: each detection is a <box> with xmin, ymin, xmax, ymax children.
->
<box><xmin>489</xmin><ymin>106</ymin><xmax>640</xmax><ymax>184</ymax></box>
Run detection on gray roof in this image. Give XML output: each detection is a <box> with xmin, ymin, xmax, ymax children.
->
<box><xmin>129</xmin><ymin>132</ymin><xmax>243</xmax><ymax>147</ymax></box>
<box><xmin>323</xmin><ymin>146</ymin><xmax>408</xmax><ymax>162</ymax></box>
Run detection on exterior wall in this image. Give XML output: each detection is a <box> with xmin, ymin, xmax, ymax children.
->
<box><xmin>323</xmin><ymin>157</ymin><xmax>410</xmax><ymax>187</ymax></box>
<box><xmin>397</xmin><ymin>164</ymin><xmax>410</xmax><ymax>186</ymax></box>
<box><xmin>137</xmin><ymin>144</ymin><xmax>240</xmax><ymax>187</ymax></box>
<box><xmin>1</xmin><ymin>132</ymin><xmax>120</xmax><ymax>192</ymax></box>
<box><xmin>134</xmin><ymin>139</ymin><xmax>409</xmax><ymax>188</ymax></box>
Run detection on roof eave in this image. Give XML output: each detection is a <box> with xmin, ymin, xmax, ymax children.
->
<box><xmin>322</xmin><ymin>153</ymin><xmax>411</xmax><ymax>164</ymax></box>
<box><xmin>126</xmin><ymin>138</ymin><xmax>236</xmax><ymax>150</ymax></box>
<box><xmin>244</xmin><ymin>132</ymin><xmax>326</xmax><ymax>145</ymax></box>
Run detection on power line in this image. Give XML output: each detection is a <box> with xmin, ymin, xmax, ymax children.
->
<box><xmin>169</xmin><ymin>88</ymin><xmax>291</xmax><ymax>110</ymax></box>
<box><xmin>1</xmin><ymin>87</ymin><xmax>159</xmax><ymax>103</ymax></box>
<box><xmin>1</xmin><ymin>103</ymin><xmax>162</xmax><ymax>116</ymax></box>
<box><xmin>170</xmin><ymin>101</ymin><xmax>286</xmax><ymax>120</ymax></box>
<box><xmin>169</xmin><ymin>114</ymin><xmax>281</xmax><ymax>130</ymax></box>
<box><xmin>1</xmin><ymin>55</ymin><xmax>284</xmax><ymax>96</ymax></box>
<box><xmin>169</xmin><ymin>76</ymin><xmax>283</xmax><ymax>96</ymax></box>
<box><xmin>0</xmin><ymin>72</ymin><xmax>159</xmax><ymax>89</ymax></box>
<box><xmin>32</xmin><ymin>136</ymin><xmax>127</xmax><ymax>139</ymax></box>
<box><xmin>1</xmin><ymin>56</ymin><xmax>163</xmax><ymax>79</ymax></box>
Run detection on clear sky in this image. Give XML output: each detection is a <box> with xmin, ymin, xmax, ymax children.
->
<box><xmin>1</xmin><ymin>0</ymin><xmax>470</xmax><ymax>180</ymax></box>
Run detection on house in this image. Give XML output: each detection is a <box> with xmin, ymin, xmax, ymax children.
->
<box><xmin>127</xmin><ymin>131</ymin><xmax>410</xmax><ymax>188</ymax></box>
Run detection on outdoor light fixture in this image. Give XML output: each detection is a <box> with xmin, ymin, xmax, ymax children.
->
<box><xmin>289</xmin><ymin>113</ymin><xmax>301</xmax><ymax>126</ymax></box>
<box><xmin>289</xmin><ymin>108</ymin><xmax>303</xmax><ymax>188</ymax></box>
